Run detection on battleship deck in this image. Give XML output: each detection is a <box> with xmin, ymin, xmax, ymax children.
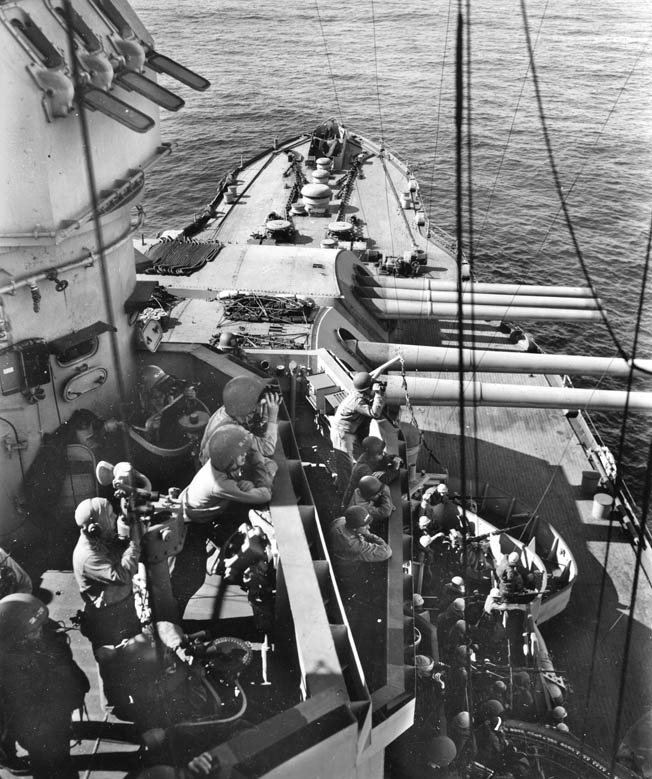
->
<box><xmin>6</xmin><ymin>128</ymin><xmax>650</xmax><ymax>778</ymax></box>
<box><xmin>137</xmin><ymin>129</ymin><xmax>652</xmax><ymax>761</ymax></box>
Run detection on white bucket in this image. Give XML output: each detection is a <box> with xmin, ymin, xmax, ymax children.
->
<box><xmin>592</xmin><ymin>492</ymin><xmax>613</xmax><ymax>521</ymax></box>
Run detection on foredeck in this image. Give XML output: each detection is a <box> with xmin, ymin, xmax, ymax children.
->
<box><xmin>141</xmin><ymin>130</ymin><xmax>455</xmax><ymax>272</ymax></box>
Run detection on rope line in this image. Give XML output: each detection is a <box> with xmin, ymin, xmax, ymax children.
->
<box><xmin>314</xmin><ymin>1</ymin><xmax>343</xmax><ymax>121</ymax></box>
<box><xmin>476</xmin><ymin>0</ymin><xmax>549</xmax><ymax>247</ymax></box>
<box><xmin>369</xmin><ymin>0</ymin><xmax>385</xmax><ymax>145</ymax></box>
<box><xmin>518</xmin><ymin>0</ymin><xmax>650</xmax><ymax>376</ymax></box>
<box><xmin>424</xmin><ymin>0</ymin><xmax>454</xmax><ymax>218</ymax></box>
<box><xmin>535</xmin><ymin>34</ymin><xmax>652</xmax><ymax>264</ymax></box>
<box><xmin>519</xmin><ymin>0</ymin><xmax>652</xmax><ymax>755</ymax></box>
<box><xmin>608</xmin><ymin>206</ymin><xmax>652</xmax><ymax>769</ymax></box>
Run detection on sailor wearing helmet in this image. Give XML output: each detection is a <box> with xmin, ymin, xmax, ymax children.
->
<box><xmin>183</xmin><ymin>425</ymin><xmax>277</xmax><ymax>524</ymax></box>
<box><xmin>198</xmin><ymin>374</ymin><xmax>281</xmax><ymax>466</ymax></box>
<box><xmin>72</xmin><ymin>497</ymin><xmax>143</xmax><ymax>650</ymax></box>
<box><xmin>340</xmin><ymin>435</ymin><xmax>401</xmax><ymax>509</ymax></box>
<box><xmin>215</xmin><ymin>330</ymin><xmax>246</xmax><ymax>358</ymax></box>
<box><xmin>330</xmin><ymin>371</ymin><xmax>386</xmax><ymax>460</ymax></box>
<box><xmin>0</xmin><ymin>594</ymin><xmax>89</xmax><ymax>778</ymax></box>
<box><xmin>328</xmin><ymin>506</ymin><xmax>391</xmax><ymax>654</ymax></box>
<box><xmin>476</xmin><ymin>699</ymin><xmax>510</xmax><ymax>771</ymax></box>
<box><xmin>411</xmin><ymin>653</ymin><xmax>446</xmax><ymax>729</ymax></box>
<box><xmin>346</xmin><ymin>475</ymin><xmax>395</xmax><ymax>532</ymax></box>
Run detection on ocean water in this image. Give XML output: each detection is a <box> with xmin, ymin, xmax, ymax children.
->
<box><xmin>132</xmin><ymin>0</ymin><xmax>652</xmax><ymax>503</ymax></box>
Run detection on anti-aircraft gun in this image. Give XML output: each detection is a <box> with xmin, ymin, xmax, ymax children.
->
<box><xmin>87</xmin><ymin>461</ymin><xmax>256</xmax><ymax>754</ymax></box>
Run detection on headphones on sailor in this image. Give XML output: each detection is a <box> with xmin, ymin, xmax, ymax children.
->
<box><xmin>75</xmin><ymin>498</ymin><xmax>112</xmax><ymax>539</ymax></box>
<box><xmin>84</xmin><ymin>520</ymin><xmax>102</xmax><ymax>538</ymax></box>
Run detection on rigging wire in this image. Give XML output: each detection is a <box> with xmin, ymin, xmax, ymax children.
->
<box><xmin>515</xmin><ymin>0</ymin><xmax>652</xmax><ymax>754</ymax></box>
<box><xmin>424</xmin><ymin>0</ymin><xmax>454</xmax><ymax>216</ymax></box>
<box><xmin>518</xmin><ymin>0</ymin><xmax>650</xmax><ymax>378</ymax></box>
<box><xmin>454</xmin><ymin>0</ymin><xmax>468</xmax><ymax>537</ymax></box>
<box><xmin>455</xmin><ymin>0</ymin><xmax>477</xmax><ymax>727</ymax></box>
<box><xmin>476</xmin><ymin>0</ymin><xmax>550</xmax><ymax>248</ymax></box>
<box><xmin>609</xmin><ymin>208</ymin><xmax>652</xmax><ymax>769</ymax></box>
<box><xmin>576</xmin><ymin>205</ymin><xmax>652</xmax><ymax>757</ymax></box>
<box><xmin>463</xmin><ymin>0</ymin><xmax>481</xmax><ymax>497</ymax></box>
<box><xmin>463</xmin><ymin>0</ymin><xmax>474</xmax><ymax>275</ymax></box>
<box><xmin>369</xmin><ymin>0</ymin><xmax>385</xmax><ymax>145</ymax></box>
<box><xmin>62</xmin><ymin>0</ymin><xmax>185</xmax><ymax>761</ymax></box>
<box><xmin>314</xmin><ymin>1</ymin><xmax>343</xmax><ymax>121</ymax></box>
<box><xmin>62</xmin><ymin>1</ymin><xmax>134</xmax><ymax>460</ymax></box>
<box><xmin>516</xmin><ymin>16</ymin><xmax>652</xmax><ymax>745</ymax></box>
<box><xmin>535</xmin><ymin>35</ymin><xmax>652</xmax><ymax>264</ymax></box>
<box><xmin>369</xmin><ymin>1</ymin><xmax>395</xmax><ymax>258</ymax></box>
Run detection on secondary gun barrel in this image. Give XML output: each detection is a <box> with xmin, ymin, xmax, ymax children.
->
<box><xmin>360</xmin><ymin>297</ymin><xmax>603</xmax><ymax>322</ymax></box>
<box><xmin>357</xmin><ymin>286</ymin><xmax>601</xmax><ymax>310</ymax></box>
<box><xmin>346</xmin><ymin>339</ymin><xmax>652</xmax><ymax>378</ymax></box>
<box><xmin>380</xmin><ymin>374</ymin><xmax>652</xmax><ymax>412</ymax></box>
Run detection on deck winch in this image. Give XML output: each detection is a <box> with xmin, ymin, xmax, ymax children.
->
<box><xmin>377</xmin><ymin>247</ymin><xmax>426</xmax><ymax>277</ymax></box>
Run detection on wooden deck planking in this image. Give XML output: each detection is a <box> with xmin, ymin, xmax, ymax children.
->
<box><xmin>211</xmin><ymin>148</ymin><xmax>301</xmax><ymax>245</ymax></box>
<box><xmin>348</xmin><ymin>156</ymin><xmax>415</xmax><ymax>256</ymax></box>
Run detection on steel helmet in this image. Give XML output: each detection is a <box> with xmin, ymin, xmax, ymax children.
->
<box><xmin>344</xmin><ymin>505</ymin><xmax>368</xmax><ymax>528</ymax></box>
<box><xmin>218</xmin><ymin>331</ymin><xmax>237</xmax><ymax>350</ymax></box>
<box><xmin>222</xmin><ymin>375</ymin><xmax>267</xmax><ymax>418</ymax></box>
<box><xmin>436</xmin><ymin>483</ymin><xmax>449</xmax><ymax>495</ymax></box>
<box><xmin>451</xmin><ymin>597</ymin><xmax>465</xmax><ymax>614</ymax></box>
<box><xmin>142</xmin><ymin>365</ymin><xmax>169</xmax><ymax>393</ymax></box>
<box><xmin>485</xmin><ymin>699</ymin><xmax>504</xmax><ymax>718</ymax></box>
<box><xmin>358</xmin><ymin>475</ymin><xmax>383</xmax><ymax>500</ymax></box>
<box><xmin>552</xmin><ymin>705</ymin><xmax>567</xmax><ymax>721</ymax></box>
<box><xmin>514</xmin><ymin>671</ymin><xmax>531</xmax><ymax>686</ymax></box>
<box><xmin>209</xmin><ymin>425</ymin><xmax>252</xmax><ymax>471</ymax></box>
<box><xmin>361</xmin><ymin>436</ymin><xmax>385</xmax><ymax>455</ymax></box>
<box><xmin>415</xmin><ymin>654</ymin><xmax>435</xmax><ymax>673</ymax></box>
<box><xmin>352</xmin><ymin>371</ymin><xmax>373</xmax><ymax>391</ymax></box>
<box><xmin>0</xmin><ymin>593</ymin><xmax>48</xmax><ymax>641</ymax></box>
<box><xmin>508</xmin><ymin>551</ymin><xmax>520</xmax><ymax>564</ymax></box>
<box><xmin>556</xmin><ymin>722</ymin><xmax>570</xmax><ymax>732</ymax></box>
<box><xmin>493</xmin><ymin>680</ymin><xmax>507</xmax><ymax>693</ymax></box>
<box><xmin>426</xmin><ymin>735</ymin><xmax>457</xmax><ymax>768</ymax></box>
<box><xmin>452</xmin><ymin>711</ymin><xmax>471</xmax><ymax>730</ymax></box>
<box><xmin>451</xmin><ymin>575</ymin><xmax>465</xmax><ymax>590</ymax></box>
<box><xmin>413</xmin><ymin>593</ymin><xmax>425</xmax><ymax>609</ymax></box>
